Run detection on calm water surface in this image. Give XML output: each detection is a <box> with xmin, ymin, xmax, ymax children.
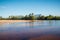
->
<box><xmin>0</xmin><ymin>20</ymin><xmax>60</xmax><ymax>40</ymax></box>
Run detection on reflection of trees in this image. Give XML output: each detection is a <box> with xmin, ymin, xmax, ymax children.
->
<box><xmin>28</xmin><ymin>21</ymin><xmax>34</xmax><ymax>28</ymax></box>
<box><xmin>48</xmin><ymin>20</ymin><xmax>53</xmax><ymax>26</ymax></box>
<box><xmin>0</xmin><ymin>23</ymin><xmax>4</xmax><ymax>26</ymax></box>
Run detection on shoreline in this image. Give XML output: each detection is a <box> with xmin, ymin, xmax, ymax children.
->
<box><xmin>0</xmin><ymin>20</ymin><xmax>33</xmax><ymax>23</ymax></box>
<box><xmin>0</xmin><ymin>20</ymin><xmax>42</xmax><ymax>23</ymax></box>
<box><xmin>0</xmin><ymin>20</ymin><xmax>58</xmax><ymax>23</ymax></box>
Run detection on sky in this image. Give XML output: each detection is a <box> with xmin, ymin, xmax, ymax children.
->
<box><xmin>0</xmin><ymin>0</ymin><xmax>60</xmax><ymax>17</ymax></box>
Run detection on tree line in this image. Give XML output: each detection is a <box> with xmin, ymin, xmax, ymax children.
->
<box><xmin>0</xmin><ymin>13</ymin><xmax>60</xmax><ymax>20</ymax></box>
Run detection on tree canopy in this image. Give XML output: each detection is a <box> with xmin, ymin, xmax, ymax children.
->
<box><xmin>0</xmin><ymin>13</ymin><xmax>60</xmax><ymax>20</ymax></box>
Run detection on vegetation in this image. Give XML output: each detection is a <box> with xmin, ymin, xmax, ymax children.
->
<box><xmin>0</xmin><ymin>13</ymin><xmax>60</xmax><ymax>20</ymax></box>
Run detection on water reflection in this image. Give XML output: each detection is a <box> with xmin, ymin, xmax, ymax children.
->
<box><xmin>28</xmin><ymin>22</ymin><xmax>34</xmax><ymax>28</ymax></box>
<box><xmin>0</xmin><ymin>20</ymin><xmax>60</xmax><ymax>40</ymax></box>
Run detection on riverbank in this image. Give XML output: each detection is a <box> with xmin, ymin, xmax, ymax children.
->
<box><xmin>0</xmin><ymin>20</ymin><xmax>34</xmax><ymax>23</ymax></box>
<box><xmin>0</xmin><ymin>20</ymin><xmax>59</xmax><ymax>23</ymax></box>
<box><xmin>0</xmin><ymin>20</ymin><xmax>42</xmax><ymax>23</ymax></box>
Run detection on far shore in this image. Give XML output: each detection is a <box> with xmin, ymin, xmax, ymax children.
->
<box><xmin>0</xmin><ymin>20</ymin><xmax>32</xmax><ymax>23</ymax></box>
<box><xmin>0</xmin><ymin>20</ymin><xmax>58</xmax><ymax>23</ymax></box>
<box><xmin>0</xmin><ymin>20</ymin><xmax>43</xmax><ymax>23</ymax></box>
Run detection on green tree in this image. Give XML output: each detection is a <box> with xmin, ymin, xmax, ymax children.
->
<box><xmin>24</xmin><ymin>15</ymin><xmax>29</xmax><ymax>20</ymax></box>
<box><xmin>37</xmin><ymin>14</ymin><xmax>45</xmax><ymax>20</ymax></box>
<box><xmin>46</xmin><ymin>15</ymin><xmax>54</xmax><ymax>20</ymax></box>
<box><xmin>29</xmin><ymin>13</ymin><xmax>35</xmax><ymax>20</ymax></box>
<box><xmin>40</xmin><ymin>16</ymin><xmax>45</xmax><ymax>20</ymax></box>
<box><xmin>0</xmin><ymin>16</ymin><xmax>2</xmax><ymax>20</ymax></box>
<box><xmin>54</xmin><ymin>16</ymin><xmax>60</xmax><ymax>20</ymax></box>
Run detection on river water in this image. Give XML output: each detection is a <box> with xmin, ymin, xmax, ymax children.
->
<box><xmin>0</xmin><ymin>20</ymin><xmax>60</xmax><ymax>40</ymax></box>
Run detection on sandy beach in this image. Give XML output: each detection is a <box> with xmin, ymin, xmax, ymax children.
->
<box><xmin>0</xmin><ymin>20</ymin><xmax>42</xmax><ymax>23</ymax></box>
<box><xmin>0</xmin><ymin>20</ymin><xmax>33</xmax><ymax>23</ymax></box>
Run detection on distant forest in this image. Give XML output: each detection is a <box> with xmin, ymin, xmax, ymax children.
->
<box><xmin>0</xmin><ymin>13</ymin><xmax>60</xmax><ymax>20</ymax></box>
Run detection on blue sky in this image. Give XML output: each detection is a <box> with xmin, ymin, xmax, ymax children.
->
<box><xmin>0</xmin><ymin>0</ymin><xmax>60</xmax><ymax>17</ymax></box>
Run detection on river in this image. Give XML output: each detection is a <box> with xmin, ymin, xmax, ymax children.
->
<box><xmin>0</xmin><ymin>20</ymin><xmax>60</xmax><ymax>40</ymax></box>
